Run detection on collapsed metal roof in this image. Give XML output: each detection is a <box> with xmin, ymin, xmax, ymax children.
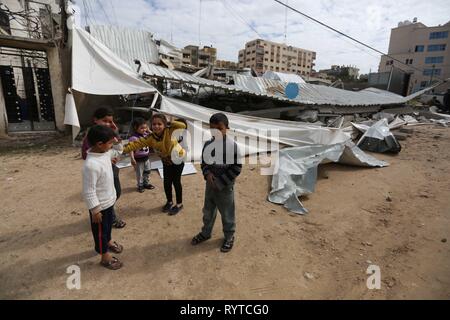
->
<box><xmin>140</xmin><ymin>62</ymin><xmax>438</xmax><ymax>107</ymax></box>
<box><xmin>88</xmin><ymin>25</ymin><xmax>160</xmax><ymax>69</ymax></box>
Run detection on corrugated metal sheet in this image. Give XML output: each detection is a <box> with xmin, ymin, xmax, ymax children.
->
<box><xmin>89</xmin><ymin>25</ymin><xmax>160</xmax><ymax>69</ymax></box>
<box><xmin>158</xmin><ymin>39</ymin><xmax>182</xmax><ymax>59</ymax></box>
<box><xmin>140</xmin><ymin>62</ymin><xmax>437</xmax><ymax>107</ymax></box>
<box><xmin>233</xmin><ymin>74</ymin><xmax>438</xmax><ymax>106</ymax></box>
<box><xmin>263</xmin><ymin>70</ymin><xmax>306</xmax><ymax>84</ymax></box>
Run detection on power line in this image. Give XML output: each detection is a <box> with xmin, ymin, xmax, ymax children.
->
<box><xmin>108</xmin><ymin>0</ymin><xmax>119</xmax><ymax>26</ymax></box>
<box><xmin>284</xmin><ymin>0</ymin><xmax>288</xmax><ymax>43</ymax></box>
<box><xmin>95</xmin><ymin>0</ymin><xmax>113</xmax><ymax>25</ymax></box>
<box><xmin>198</xmin><ymin>0</ymin><xmax>202</xmax><ymax>46</ymax></box>
<box><xmin>220</xmin><ymin>0</ymin><xmax>264</xmax><ymax>39</ymax></box>
<box><xmin>273</xmin><ymin>0</ymin><xmax>446</xmax><ymax>81</ymax></box>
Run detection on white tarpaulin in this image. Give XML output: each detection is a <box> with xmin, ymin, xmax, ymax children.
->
<box><xmin>71</xmin><ymin>27</ymin><xmax>156</xmax><ymax>95</ymax></box>
<box><xmin>63</xmin><ymin>92</ymin><xmax>80</xmax><ymax>138</ymax></box>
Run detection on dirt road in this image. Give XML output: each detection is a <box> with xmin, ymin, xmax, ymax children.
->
<box><xmin>0</xmin><ymin>126</ymin><xmax>449</xmax><ymax>299</ymax></box>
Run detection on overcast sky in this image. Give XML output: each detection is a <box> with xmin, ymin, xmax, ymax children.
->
<box><xmin>76</xmin><ymin>0</ymin><xmax>450</xmax><ymax>74</ymax></box>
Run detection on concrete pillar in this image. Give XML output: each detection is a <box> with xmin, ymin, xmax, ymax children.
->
<box><xmin>0</xmin><ymin>77</ymin><xmax>8</xmax><ymax>137</ymax></box>
<box><xmin>46</xmin><ymin>46</ymin><xmax>67</xmax><ymax>132</ymax></box>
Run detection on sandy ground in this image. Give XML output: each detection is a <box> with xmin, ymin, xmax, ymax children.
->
<box><xmin>0</xmin><ymin>126</ymin><xmax>449</xmax><ymax>300</ymax></box>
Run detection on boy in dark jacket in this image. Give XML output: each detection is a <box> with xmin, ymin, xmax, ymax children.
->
<box><xmin>191</xmin><ymin>113</ymin><xmax>242</xmax><ymax>252</ymax></box>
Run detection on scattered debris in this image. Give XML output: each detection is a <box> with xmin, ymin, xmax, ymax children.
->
<box><xmin>399</xmin><ymin>127</ymin><xmax>414</xmax><ymax>134</ymax></box>
<box><xmin>304</xmin><ymin>272</ymin><xmax>315</xmax><ymax>280</ymax></box>
<box><xmin>386</xmin><ymin>196</ymin><xmax>393</xmax><ymax>202</ymax></box>
<box><xmin>442</xmin><ymin>238</ymin><xmax>447</xmax><ymax>243</ymax></box>
<box><xmin>297</xmin><ymin>110</ymin><xmax>319</xmax><ymax>123</ymax></box>
<box><xmin>357</xmin><ymin>119</ymin><xmax>401</xmax><ymax>154</ymax></box>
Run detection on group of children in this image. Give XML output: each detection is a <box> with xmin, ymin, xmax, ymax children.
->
<box><xmin>82</xmin><ymin>108</ymin><xmax>242</xmax><ymax>270</ymax></box>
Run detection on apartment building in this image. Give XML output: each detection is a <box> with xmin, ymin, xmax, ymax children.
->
<box><xmin>319</xmin><ymin>65</ymin><xmax>360</xmax><ymax>80</ymax></box>
<box><xmin>182</xmin><ymin>45</ymin><xmax>217</xmax><ymax>68</ymax></box>
<box><xmin>238</xmin><ymin>39</ymin><xmax>316</xmax><ymax>76</ymax></box>
<box><xmin>379</xmin><ymin>19</ymin><xmax>450</xmax><ymax>94</ymax></box>
<box><xmin>215</xmin><ymin>59</ymin><xmax>238</xmax><ymax>69</ymax></box>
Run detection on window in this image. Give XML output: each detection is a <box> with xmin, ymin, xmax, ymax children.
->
<box><xmin>428</xmin><ymin>44</ymin><xmax>446</xmax><ymax>52</ymax></box>
<box><xmin>429</xmin><ymin>31</ymin><xmax>448</xmax><ymax>39</ymax></box>
<box><xmin>423</xmin><ymin>68</ymin><xmax>442</xmax><ymax>76</ymax></box>
<box><xmin>415</xmin><ymin>45</ymin><xmax>424</xmax><ymax>52</ymax></box>
<box><xmin>405</xmin><ymin>58</ymin><xmax>413</xmax><ymax>65</ymax></box>
<box><xmin>425</xmin><ymin>56</ymin><xmax>444</xmax><ymax>64</ymax></box>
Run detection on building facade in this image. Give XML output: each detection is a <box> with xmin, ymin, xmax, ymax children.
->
<box><xmin>0</xmin><ymin>0</ymin><xmax>68</xmax><ymax>136</ymax></box>
<box><xmin>215</xmin><ymin>59</ymin><xmax>238</xmax><ymax>69</ymax></box>
<box><xmin>238</xmin><ymin>39</ymin><xmax>316</xmax><ymax>76</ymax></box>
<box><xmin>319</xmin><ymin>65</ymin><xmax>360</xmax><ymax>80</ymax></box>
<box><xmin>379</xmin><ymin>19</ymin><xmax>450</xmax><ymax>94</ymax></box>
<box><xmin>182</xmin><ymin>45</ymin><xmax>217</xmax><ymax>68</ymax></box>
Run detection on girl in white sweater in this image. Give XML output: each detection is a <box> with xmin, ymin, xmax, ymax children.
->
<box><xmin>82</xmin><ymin>125</ymin><xmax>124</xmax><ymax>270</ymax></box>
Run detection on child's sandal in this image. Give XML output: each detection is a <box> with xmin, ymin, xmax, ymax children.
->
<box><xmin>191</xmin><ymin>233</ymin><xmax>211</xmax><ymax>245</ymax></box>
<box><xmin>100</xmin><ymin>257</ymin><xmax>123</xmax><ymax>270</ymax></box>
<box><xmin>220</xmin><ymin>237</ymin><xmax>235</xmax><ymax>253</ymax></box>
<box><xmin>112</xmin><ymin>219</ymin><xmax>126</xmax><ymax>228</ymax></box>
<box><xmin>108</xmin><ymin>241</ymin><xmax>123</xmax><ymax>254</ymax></box>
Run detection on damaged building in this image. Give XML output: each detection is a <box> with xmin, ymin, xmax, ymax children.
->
<box><xmin>0</xmin><ymin>0</ymin><xmax>69</xmax><ymax>136</ymax></box>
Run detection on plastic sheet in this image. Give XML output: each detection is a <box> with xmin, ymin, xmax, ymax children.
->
<box><xmin>72</xmin><ymin>27</ymin><xmax>156</xmax><ymax>95</ymax></box>
<box><xmin>267</xmin><ymin>142</ymin><xmax>387</xmax><ymax>214</ymax></box>
<box><xmin>357</xmin><ymin>119</ymin><xmax>401</xmax><ymax>154</ymax></box>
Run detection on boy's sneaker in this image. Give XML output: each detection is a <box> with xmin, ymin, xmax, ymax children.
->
<box><xmin>220</xmin><ymin>237</ymin><xmax>235</xmax><ymax>253</ymax></box>
<box><xmin>138</xmin><ymin>186</ymin><xmax>145</xmax><ymax>193</ymax></box>
<box><xmin>162</xmin><ymin>202</ymin><xmax>173</xmax><ymax>213</ymax></box>
<box><xmin>144</xmin><ymin>183</ymin><xmax>155</xmax><ymax>190</ymax></box>
<box><xmin>168</xmin><ymin>204</ymin><xmax>183</xmax><ymax>216</ymax></box>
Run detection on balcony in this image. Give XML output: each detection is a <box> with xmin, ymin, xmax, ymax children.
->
<box><xmin>0</xmin><ymin>1</ymin><xmax>59</xmax><ymax>42</ymax></box>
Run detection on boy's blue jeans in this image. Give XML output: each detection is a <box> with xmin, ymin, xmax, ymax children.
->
<box><xmin>201</xmin><ymin>182</ymin><xmax>236</xmax><ymax>241</ymax></box>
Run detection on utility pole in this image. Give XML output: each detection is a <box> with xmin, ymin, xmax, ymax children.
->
<box><xmin>387</xmin><ymin>65</ymin><xmax>394</xmax><ymax>92</ymax></box>
<box><xmin>60</xmin><ymin>0</ymin><xmax>68</xmax><ymax>45</ymax></box>
<box><xmin>430</xmin><ymin>64</ymin><xmax>435</xmax><ymax>85</ymax></box>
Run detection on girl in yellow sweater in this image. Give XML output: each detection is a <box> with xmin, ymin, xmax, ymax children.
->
<box><xmin>123</xmin><ymin>114</ymin><xmax>187</xmax><ymax>215</ymax></box>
